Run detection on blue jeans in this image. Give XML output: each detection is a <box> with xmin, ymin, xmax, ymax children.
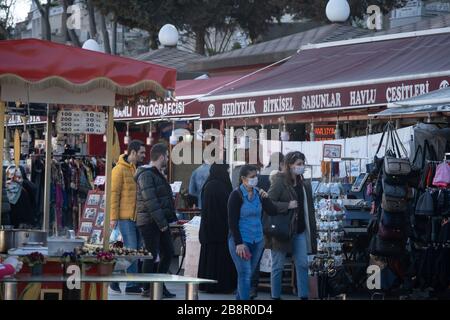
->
<box><xmin>228</xmin><ymin>236</ymin><xmax>264</xmax><ymax>300</ymax></box>
<box><xmin>118</xmin><ymin>219</ymin><xmax>142</xmax><ymax>288</ymax></box>
<box><xmin>271</xmin><ymin>232</ymin><xmax>309</xmax><ymax>299</ymax></box>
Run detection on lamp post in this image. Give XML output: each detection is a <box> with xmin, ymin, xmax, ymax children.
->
<box><xmin>326</xmin><ymin>0</ymin><xmax>350</xmax><ymax>23</ymax></box>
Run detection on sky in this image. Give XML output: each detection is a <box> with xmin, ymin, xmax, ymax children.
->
<box><xmin>11</xmin><ymin>0</ymin><xmax>31</xmax><ymax>23</ymax></box>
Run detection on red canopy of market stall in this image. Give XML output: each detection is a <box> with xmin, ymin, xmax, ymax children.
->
<box><xmin>0</xmin><ymin>38</ymin><xmax>177</xmax><ymax>105</ymax></box>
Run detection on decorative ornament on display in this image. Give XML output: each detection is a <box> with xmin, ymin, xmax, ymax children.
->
<box><xmin>196</xmin><ymin>121</ymin><xmax>204</xmax><ymax>141</ymax></box>
<box><xmin>280</xmin><ymin>123</ymin><xmax>289</xmax><ymax>141</ymax></box>
<box><xmin>325</xmin><ymin>0</ymin><xmax>350</xmax><ymax>22</ymax></box>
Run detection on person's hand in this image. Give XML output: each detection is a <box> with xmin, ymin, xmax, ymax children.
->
<box><xmin>110</xmin><ymin>220</ymin><xmax>118</xmax><ymax>229</ymax></box>
<box><xmin>259</xmin><ymin>189</ymin><xmax>269</xmax><ymax>199</ymax></box>
<box><xmin>288</xmin><ymin>200</ymin><xmax>298</xmax><ymax>209</ymax></box>
<box><xmin>236</xmin><ymin>244</ymin><xmax>250</xmax><ymax>260</ymax></box>
<box><xmin>4</xmin><ymin>256</ymin><xmax>23</xmax><ymax>273</ymax></box>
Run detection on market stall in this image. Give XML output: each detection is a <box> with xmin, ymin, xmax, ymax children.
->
<box><xmin>0</xmin><ymin>38</ymin><xmax>176</xmax><ymax>299</ymax></box>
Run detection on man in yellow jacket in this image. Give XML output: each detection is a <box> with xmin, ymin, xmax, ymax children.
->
<box><xmin>110</xmin><ymin>140</ymin><xmax>146</xmax><ymax>294</ymax></box>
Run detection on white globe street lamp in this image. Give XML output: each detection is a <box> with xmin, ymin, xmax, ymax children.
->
<box><xmin>159</xmin><ymin>24</ymin><xmax>179</xmax><ymax>47</ymax></box>
<box><xmin>82</xmin><ymin>39</ymin><xmax>102</xmax><ymax>52</ymax></box>
<box><xmin>326</xmin><ymin>0</ymin><xmax>351</xmax><ymax>23</ymax></box>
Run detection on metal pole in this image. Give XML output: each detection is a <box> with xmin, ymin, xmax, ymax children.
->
<box><xmin>185</xmin><ymin>283</ymin><xmax>199</xmax><ymax>300</ymax></box>
<box><xmin>4</xmin><ymin>282</ymin><xmax>17</xmax><ymax>300</ymax></box>
<box><xmin>43</xmin><ymin>105</ymin><xmax>52</xmax><ymax>232</ymax></box>
<box><xmin>0</xmin><ymin>101</ymin><xmax>5</xmax><ymax>224</ymax></box>
<box><xmin>103</xmin><ymin>106</ymin><xmax>114</xmax><ymax>251</ymax></box>
<box><xmin>150</xmin><ymin>282</ymin><xmax>163</xmax><ymax>300</ymax></box>
<box><xmin>228</xmin><ymin>126</ymin><xmax>234</xmax><ymax>182</ymax></box>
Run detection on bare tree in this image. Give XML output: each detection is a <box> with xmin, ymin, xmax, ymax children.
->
<box><xmin>0</xmin><ymin>0</ymin><xmax>16</xmax><ymax>39</ymax></box>
<box><xmin>99</xmin><ymin>13</ymin><xmax>111</xmax><ymax>53</ymax></box>
<box><xmin>61</xmin><ymin>0</ymin><xmax>81</xmax><ymax>46</ymax></box>
<box><xmin>32</xmin><ymin>0</ymin><xmax>52</xmax><ymax>40</ymax></box>
<box><xmin>86</xmin><ymin>0</ymin><xmax>97</xmax><ymax>39</ymax></box>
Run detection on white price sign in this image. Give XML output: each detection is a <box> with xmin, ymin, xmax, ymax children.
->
<box><xmin>57</xmin><ymin>111</ymin><xmax>106</xmax><ymax>135</ymax></box>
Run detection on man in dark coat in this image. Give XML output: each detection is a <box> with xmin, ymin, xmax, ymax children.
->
<box><xmin>198</xmin><ymin>163</ymin><xmax>237</xmax><ymax>293</ymax></box>
<box><xmin>135</xmin><ymin>143</ymin><xmax>178</xmax><ymax>298</ymax></box>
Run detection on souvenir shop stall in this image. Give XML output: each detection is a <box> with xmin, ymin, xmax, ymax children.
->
<box><xmin>0</xmin><ymin>38</ymin><xmax>176</xmax><ymax>300</ymax></box>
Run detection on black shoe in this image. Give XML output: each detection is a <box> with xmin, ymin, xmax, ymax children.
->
<box><xmin>163</xmin><ymin>286</ymin><xmax>176</xmax><ymax>299</ymax></box>
<box><xmin>109</xmin><ymin>282</ymin><xmax>121</xmax><ymax>294</ymax></box>
<box><xmin>125</xmin><ymin>286</ymin><xmax>143</xmax><ymax>295</ymax></box>
<box><xmin>141</xmin><ymin>289</ymin><xmax>150</xmax><ymax>298</ymax></box>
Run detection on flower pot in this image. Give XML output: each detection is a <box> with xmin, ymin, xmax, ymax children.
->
<box><xmin>97</xmin><ymin>263</ymin><xmax>114</xmax><ymax>276</ymax></box>
<box><xmin>31</xmin><ymin>264</ymin><xmax>43</xmax><ymax>276</ymax></box>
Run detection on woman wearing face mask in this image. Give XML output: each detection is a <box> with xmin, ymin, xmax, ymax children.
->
<box><xmin>227</xmin><ymin>165</ymin><xmax>278</xmax><ymax>300</ymax></box>
<box><xmin>267</xmin><ymin>151</ymin><xmax>317</xmax><ymax>300</ymax></box>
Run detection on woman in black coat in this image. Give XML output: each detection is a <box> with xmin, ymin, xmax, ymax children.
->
<box><xmin>198</xmin><ymin>163</ymin><xmax>237</xmax><ymax>293</ymax></box>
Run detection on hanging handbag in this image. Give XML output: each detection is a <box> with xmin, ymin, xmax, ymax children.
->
<box><xmin>432</xmin><ymin>162</ymin><xmax>450</xmax><ymax>188</ymax></box>
<box><xmin>381</xmin><ymin>210</ymin><xmax>404</xmax><ymax>228</ymax></box>
<box><xmin>382</xmin><ymin>180</ymin><xmax>406</xmax><ymax>198</ymax></box>
<box><xmin>381</xmin><ymin>194</ymin><xmax>407</xmax><ymax>213</ymax></box>
<box><xmin>369</xmin><ymin>234</ymin><xmax>405</xmax><ymax>257</ymax></box>
<box><xmin>378</xmin><ymin>221</ymin><xmax>404</xmax><ymax>241</ymax></box>
<box><xmin>384</xmin><ymin>156</ymin><xmax>411</xmax><ymax>176</ymax></box>
<box><xmin>415</xmin><ymin>190</ymin><xmax>435</xmax><ymax>216</ymax></box>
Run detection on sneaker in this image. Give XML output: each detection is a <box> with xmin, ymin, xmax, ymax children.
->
<box><xmin>125</xmin><ymin>286</ymin><xmax>143</xmax><ymax>295</ymax></box>
<box><xmin>141</xmin><ymin>289</ymin><xmax>150</xmax><ymax>298</ymax></box>
<box><xmin>163</xmin><ymin>286</ymin><xmax>176</xmax><ymax>299</ymax></box>
<box><xmin>109</xmin><ymin>282</ymin><xmax>121</xmax><ymax>294</ymax></box>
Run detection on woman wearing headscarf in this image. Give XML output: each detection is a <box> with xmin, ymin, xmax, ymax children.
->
<box><xmin>198</xmin><ymin>163</ymin><xmax>237</xmax><ymax>293</ymax></box>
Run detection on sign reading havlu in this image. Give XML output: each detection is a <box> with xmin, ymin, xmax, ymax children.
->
<box><xmin>200</xmin><ymin>76</ymin><xmax>450</xmax><ymax>119</ymax></box>
<box><xmin>56</xmin><ymin>110</ymin><xmax>106</xmax><ymax>135</ymax></box>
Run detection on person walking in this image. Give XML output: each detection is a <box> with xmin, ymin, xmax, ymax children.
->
<box><xmin>198</xmin><ymin>163</ymin><xmax>237</xmax><ymax>293</ymax></box>
<box><xmin>267</xmin><ymin>151</ymin><xmax>317</xmax><ymax>300</ymax></box>
<box><xmin>135</xmin><ymin>143</ymin><xmax>177</xmax><ymax>298</ymax></box>
<box><xmin>109</xmin><ymin>140</ymin><xmax>146</xmax><ymax>294</ymax></box>
<box><xmin>227</xmin><ymin>165</ymin><xmax>278</xmax><ymax>300</ymax></box>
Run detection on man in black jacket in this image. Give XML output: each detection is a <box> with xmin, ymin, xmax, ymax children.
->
<box><xmin>135</xmin><ymin>143</ymin><xmax>178</xmax><ymax>298</ymax></box>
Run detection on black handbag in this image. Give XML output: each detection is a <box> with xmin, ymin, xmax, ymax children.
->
<box><xmin>263</xmin><ymin>210</ymin><xmax>296</xmax><ymax>242</ymax></box>
<box><xmin>369</xmin><ymin>235</ymin><xmax>405</xmax><ymax>257</ymax></box>
<box><xmin>415</xmin><ymin>190</ymin><xmax>435</xmax><ymax>216</ymax></box>
<box><xmin>382</xmin><ymin>180</ymin><xmax>406</xmax><ymax>198</ymax></box>
<box><xmin>381</xmin><ymin>210</ymin><xmax>404</xmax><ymax>228</ymax></box>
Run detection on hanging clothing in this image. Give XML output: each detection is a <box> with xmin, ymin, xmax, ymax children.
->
<box><xmin>10</xmin><ymin>188</ymin><xmax>34</xmax><ymax>228</ymax></box>
<box><xmin>198</xmin><ymin>164</ymin><xmax>236</xmax><ymax>293</ymax></box>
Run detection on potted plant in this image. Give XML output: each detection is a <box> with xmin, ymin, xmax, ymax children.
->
<box><xmin>96</xmin><ymin>251</ymin><xmax>115</xmax><ymax>276</ymax></box>
<box><xmin>22</xmin><ymin>252</ymin><xmax>46</xmax><ymax>275</ymax></box>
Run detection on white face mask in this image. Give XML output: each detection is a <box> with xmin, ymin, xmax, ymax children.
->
<box><xmin>247</xmin><ymin>177</ymin><xmax>258</xmax><ymax>188</ymax></box>
<box><xmin>292</xmin><ymin>165</ymin><xmax>305</xmax><ymax>176</ymax></box>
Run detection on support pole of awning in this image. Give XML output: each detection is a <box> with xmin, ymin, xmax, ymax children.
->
<box><xmin>228</xmin><ymin>126</ymin><xmax>234</xmax><ymax>182</ymax></box>
<box><xmin>43</xmin><ymin>105</ymin><xmax>52</xmax><ymax>233</ymax></box>
<box><xmin>103</xmin><ymin>106</ymin><xmax>114</xmax><ymax>251</ymax></box>
<box><xmin>0</xmin><ymin>101</ymin><xmax>5</xmax><ymax>225</ymax></box>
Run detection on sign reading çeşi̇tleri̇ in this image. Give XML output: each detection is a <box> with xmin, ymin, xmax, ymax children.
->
<box><xmin>56</xmin><ymin>111</ymin><xmax>106</xmax><ymax>135</ymax></box>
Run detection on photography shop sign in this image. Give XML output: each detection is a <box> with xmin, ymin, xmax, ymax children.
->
<box><xmin>200</xmin><ymin>76</ymin><xmax>450</xmax><ymax>120</ymax></box>
<box><xmin>114</xmin><ymin>100</ymin><xmax>199</xmax><ymax>121</ymax></box>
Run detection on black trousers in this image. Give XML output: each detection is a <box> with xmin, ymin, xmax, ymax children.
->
<box><xmin>138</xmin><ymin>221</ymin><xmax>175</xmax><ymax>285</ymax></box>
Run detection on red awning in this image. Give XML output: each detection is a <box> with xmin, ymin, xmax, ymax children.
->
<box><xmin>199</xmin><ymin>31</ymin><xmax>450</xmax><ymax>119</ymax></box>
<box><xmin>0</xmin><ymin>39</ymin><xmax>177</xmax><ymax>98</ymax></box>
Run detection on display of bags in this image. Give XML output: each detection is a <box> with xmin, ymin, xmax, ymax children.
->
<box><xmin>415</xmin><ymin>190</ymin><xmax>435</xmax><ymax>216</ymax></box>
